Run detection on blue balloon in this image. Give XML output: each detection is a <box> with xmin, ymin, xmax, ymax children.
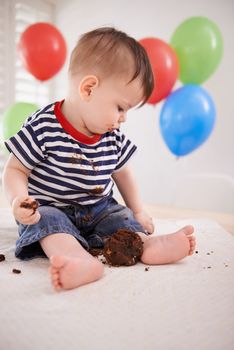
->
<box><xmin>159</xmin><ymin>84</ymin><xmax>216</xmax><ymax>156</ymax></box>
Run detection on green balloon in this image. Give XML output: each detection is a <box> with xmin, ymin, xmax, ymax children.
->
<box><xmin>0</xmin><ymin>119</ymin><xmax>6</xmax><ymax>152</ymax></box>
<box><xmin>171</xmin><ymin>17</ymin><xmax>223</xmax><ymax>84</ymax></box>
<box><xmin>2</xmin><ymin>102</ymin><xmax>38</xmax><ymax>140</ymax></box>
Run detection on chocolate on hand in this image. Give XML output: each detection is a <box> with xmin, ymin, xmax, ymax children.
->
<box><xmin>20</xmin><ymin>198</ymin><xmax>39</xmax><ymax>215</ymax></box>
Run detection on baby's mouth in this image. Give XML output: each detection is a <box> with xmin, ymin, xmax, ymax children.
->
<box><xmin>106</xmin><ymin>124</ymin><xmax>119</xmax><ymax>132</ymax></box>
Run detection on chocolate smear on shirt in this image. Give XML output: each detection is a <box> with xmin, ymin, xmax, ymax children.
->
<box><xmin>90</xmin><ymin>187</ymin><xmax>104</xmax><ymax>194</ymax></box>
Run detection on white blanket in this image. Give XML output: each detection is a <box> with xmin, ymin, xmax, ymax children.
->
<box><xmin>0</xmin><ymin>208</ymin><xmax>234</xmax><ymax>350</ymax></box>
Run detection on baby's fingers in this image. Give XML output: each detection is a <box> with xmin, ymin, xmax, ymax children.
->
<box><xmin>19</xmin><ymin>211</ymin><xmax>41</xmax><ymax>225</ymax></box>
<box><xmin>145</xmin><ymin>220</ymin><xmax>155</xmax><ymax>234</ymax></box>
<box><xmin>28</xmin><ymin>211</ymin><xmax>41</xmax><ymax>224</ymax></box>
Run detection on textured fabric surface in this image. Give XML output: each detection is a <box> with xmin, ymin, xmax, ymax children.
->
<box><xmin>0</xmin><ymin>208</ymin><xmax>233</xmax><ymax>350</ymax></box>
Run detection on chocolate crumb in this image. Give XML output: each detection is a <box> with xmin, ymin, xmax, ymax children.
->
<box><xmin>145</xmin><ymin>267</ymin><xmax>149</xmax><ymax>271</ymax></box>
<box><xmin>207</xmin><ymin>266</ymin><xmax>211</xmax><ymax>269</ymax></box>
<box><xmin>195</xmin><ymin>251</ymin><xmax>198</xmax><ymax>254</ymax></box>
<box><xmin>0</xmin><ymin>254</ymin><xmax>6</xmax><ymax>262</ymax></box>
<box><xmin>207</xmin><ymin>252</ymin><xmax>210</xmax><ymax>255</ymax></box>
<box><xmin>89</xmin><ymin>248</ymin><xmax>103</xmax><ymax>257</ymax></box>
<box><xmin>90</xmin><ymin>160</ymin><xmax>95</xmax><ymax>170</ymax></box>
<box><xmin>12</xmin><ymin>268</ymin><xmax>21</xmax><ymax>274</ymax></box>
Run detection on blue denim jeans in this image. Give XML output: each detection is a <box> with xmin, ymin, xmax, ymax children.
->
<box><xmin>16</xmin><ymin>197</ymin><xmax>146</xmax><ymax>260</ymax></box>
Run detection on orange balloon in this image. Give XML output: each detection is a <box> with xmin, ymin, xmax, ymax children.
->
<box><xmin>18</xmin><ymin>22</ymin><xmax>67</xmax><ymax>81</ymax></box>
<box><xmin>139</xmin><ymin>38</ymin><xmax>179</xmax><ymax>104</ymax></box>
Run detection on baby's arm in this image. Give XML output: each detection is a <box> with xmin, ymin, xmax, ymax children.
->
<box><xmin>2</xmin><ymin>154</ymin><xmax>40</xmax><ymax>224</ymax></box>
<box><xmin>112</xmin><ymin>165</ymin><xmax>154</xmax><ymax>234</ymax></box>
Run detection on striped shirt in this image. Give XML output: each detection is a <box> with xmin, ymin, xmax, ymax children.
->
<box><xmin>5</xmin><ymin>100</ymin><xmax>137</xmax><ymax>207</ymax></box>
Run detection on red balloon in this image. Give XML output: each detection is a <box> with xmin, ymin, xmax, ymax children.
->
<box><xmin>139</xmin><ymin>38</ymin><xmax>179</xmax><ymax>104</ymax></box>
<box><xmin>18</xmin><ymin>22</ymin><xmax>67</xmax><ymax>81</ymax></box>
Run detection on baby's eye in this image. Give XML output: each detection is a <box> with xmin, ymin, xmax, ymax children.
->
<box><xmin>117</xmin><ymin>106</ymin><xmax>124</xmax><ymax>112</ymax></box>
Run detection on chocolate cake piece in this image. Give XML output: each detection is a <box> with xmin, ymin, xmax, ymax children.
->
<box><xmin>20</xmin><ymin>198</ymin><xmax>39</xmax><ymax>215</ymax></box>
<box><xmin>103</xmin><ymin>229</ymin><xmax>143</xmax><ymax>266</ymax></box>
<box><xmin>88</xmin><ymin>248</ymin><xmax>103</xmax><ymax>257</ymax></box>
<box><xmin>0</xmin><ymin>254</ymin><xmax>5</xmax><ymax>262</ymax></box>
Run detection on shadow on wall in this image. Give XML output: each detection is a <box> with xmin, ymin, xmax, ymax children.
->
<box><xmin>174</xmin><ymin>173</ymin><xmax>234</xmax><ymax>213</ymax></box>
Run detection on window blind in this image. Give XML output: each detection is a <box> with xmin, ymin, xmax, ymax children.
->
<box><xmin>14</xmin><ymin>0</ymin><xmax>54</xmax><ymax>106</ymax></box>
<box><xmin>0</xmin><ymin>0</ymin><xmax>8</xmax><ymax>117</ymax></box>
<box><xmin>0</xmin><ymin>0</ymin><xmax>55</xmax><ymax>178</ymax></box>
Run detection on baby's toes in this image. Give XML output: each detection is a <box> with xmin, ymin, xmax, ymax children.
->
<box><xmin>48</xmin><ymin>265</ymin><xmax>58</xmax><ymax>276</ymax></box>
<box><xmin>51</xmin><ymin>272</ymin><xmax>62</xmax><ymax>290</ymax></box>
<box><xmin>51</xmin><ymin>270</ymin><xmax>59</xmax><ymax>282</ymax></box>
<box><xmin>49</xmin><ymin>266</ymin><xmax>62</xmax><ymax>290</ymax></box>
<box><xmin>53</xmin><ymin>279</ymin><xmax>62</xmax><ymax>291</ymax></box>
<box><xmin>188</xmin><ymin>237</ymin><xmax>196</xmax><ymax>255</ymax></box>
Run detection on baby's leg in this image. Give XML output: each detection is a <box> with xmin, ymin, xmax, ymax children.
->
<box><xmin>138</xmin><ymin>225</ymin><xmax>196</xmax><ymax>265</ymax></box>
<box><xmin>40</xmin><ymin>233</ymin><xmax>104</xmax><ymax>291</ymax></box>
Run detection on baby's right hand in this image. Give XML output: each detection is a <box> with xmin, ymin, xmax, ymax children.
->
<box><xmin>12</xmin><ymin>196</ymin><xmax>41</xmax><ymax>225</ymax></box>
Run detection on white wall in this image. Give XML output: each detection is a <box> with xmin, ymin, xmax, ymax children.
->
<box><xmin>53</xmin><ymin>0</ymin><xmax>234</xmax><ymax>213</ymax></box>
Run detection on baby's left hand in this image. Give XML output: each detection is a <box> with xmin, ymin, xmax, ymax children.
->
<box><xmin>134</xmin><ymin>211</ymin><xmax>154</xmax><ymax>234</ymax></box>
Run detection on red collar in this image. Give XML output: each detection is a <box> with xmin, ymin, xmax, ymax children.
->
<box><xmin>54</xmin><ymin>100</ymin><xmax>102</xmax><ymax>145</ymax></box>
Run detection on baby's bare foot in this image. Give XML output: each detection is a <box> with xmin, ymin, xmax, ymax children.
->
<box><xmin>141</xmin><ymin>225</ymin><xmax>196</xmax><ymax>265</ymax></box>
<box><xmin>49</xmin><ymin>255</ymin><xmax>104</xmax><ymax>291</ymax></box>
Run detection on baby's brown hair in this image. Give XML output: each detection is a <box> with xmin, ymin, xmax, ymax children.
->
<box><xmin>69</xmin><ymin>27</ymin><xmax>154</xmax><ymax>106</ymax></box>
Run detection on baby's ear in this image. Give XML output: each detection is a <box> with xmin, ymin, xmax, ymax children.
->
<box><xmin>79</xmin><ymin>75</ymin><xmax>99</xmax><ymax>100</ymax></box>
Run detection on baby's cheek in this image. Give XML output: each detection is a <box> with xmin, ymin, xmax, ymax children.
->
<box><xmin>105</xmin><ymin>123</ymin><xmax>115</xmax><ymax>131</ymax></box>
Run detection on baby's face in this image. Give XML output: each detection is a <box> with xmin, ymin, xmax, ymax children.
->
<box><xmin>82</xmin><ymin>76</ymin><xmax>144</xmax><ymax>135</ymax></box>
